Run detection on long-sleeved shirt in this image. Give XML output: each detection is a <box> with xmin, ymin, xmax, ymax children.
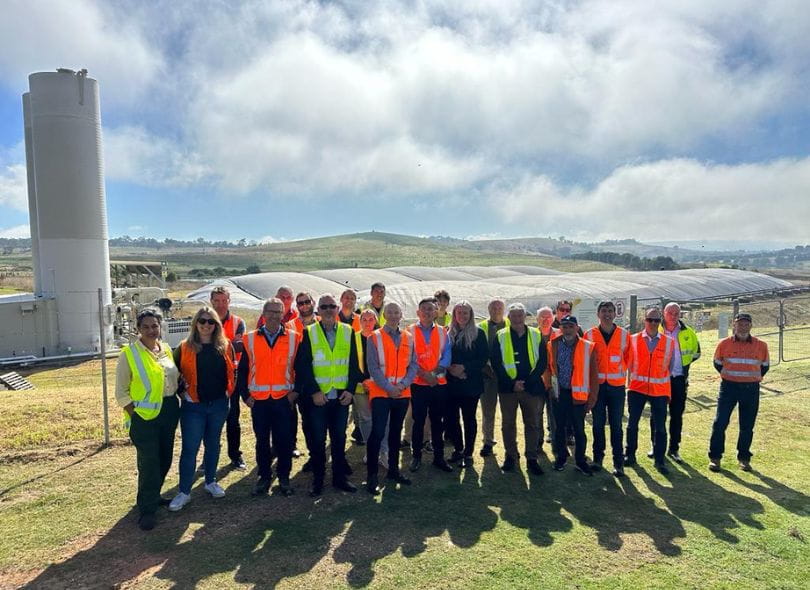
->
<box><xmin>412</xmin><ymin>321</ymin><xmax>452</xmax><ymax>371</ymax></box>
<box><xmin>491</xmin><ymin>327</ymin><xmax>547</xmax><ymax>395</ymax></box>
<box><xmin>115</xmin><ymin>339</ymin><xmax>180</xmax><ymax>408</ymax></box>
<box><xmin>447</xmin><ymin>328</ymin><xmax>490</xmax><ymax>397</ymax></box>
<box><xmin>294</xmin><ymin>321</ymin><xmax>362</xmax><ymax>399</ymax></box>
<box><xmin>365</xmin><ymin>324</ymin><xmax>419</xmax><ymax>395</ymax></box>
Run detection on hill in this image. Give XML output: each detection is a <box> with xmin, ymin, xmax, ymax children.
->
<box><xmin>110</xmin><ymin>232</ymin><xmax>618</xmax><ymax>276</ymax></box>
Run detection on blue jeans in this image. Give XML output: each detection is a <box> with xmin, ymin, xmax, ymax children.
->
<box><xmin>626</xmin><ymin>391</ymin><xmax>668</xmax><ymax>463</ymax></box>
<box><xmin>178</xmin><ymin>397</ymin><xmax>229</xmax><ymax>494</ymax></box>
<box><xmin>592</xmin><ymin>383</ymin><xmax>626</xmax><ymax>468</ymax></box>
<box><xmin>709</xmin><ymin>381</ymin><xmax>760</xmax><ymax>461</ymax></box>
<box><xmin>367</xmin><ymin>397</ymin><xmax>409</xmax><ymax>479</ymax></box>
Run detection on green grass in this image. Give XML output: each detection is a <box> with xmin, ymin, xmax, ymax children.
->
<box><xmin>0</xmin><ymin>352</ymin><xmax>808</xmax><ymax>588</ymax></box>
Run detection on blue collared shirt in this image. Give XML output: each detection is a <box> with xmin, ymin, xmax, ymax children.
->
<box><xmin>556</xmin><ymin>337</ymin><xmax>575</xmax><ymax>389</ymax></box>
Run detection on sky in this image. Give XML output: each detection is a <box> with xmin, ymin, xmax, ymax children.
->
<box><xmin>1</xmin><ymin>0</ymin><xmax>809</xmax><ymax>244</ymax></box>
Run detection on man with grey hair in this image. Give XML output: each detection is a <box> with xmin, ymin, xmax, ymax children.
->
<box><xmin>478</xmin><ymin>298</ymin><xmax>508</xmax><ymax>457</ymax></box>
<box><xmin>491</xmin><ymin>303</ymin><xmax>547</xmax><ymax>475</ymax></box>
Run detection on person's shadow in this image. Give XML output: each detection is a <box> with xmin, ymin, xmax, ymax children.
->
<box><xmin>635</xmin><ymin>461</ymin><xmax>765</xmax><ymax>543</ymax></box>
<box><xmin>720</xmin><ymin>469</ymin><xmax>810</xmax><ymax>517</ymax></box>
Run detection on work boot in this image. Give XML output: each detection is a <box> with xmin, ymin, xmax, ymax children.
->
<box><xmin>708</xmin><ymin>458</ymin><xmax>721</xmax><ymax>472</ymax></box>
<box><xmin>501</xmin><ymin>455</ymin><xmax>516</xmax><ymax>472</ymax></box>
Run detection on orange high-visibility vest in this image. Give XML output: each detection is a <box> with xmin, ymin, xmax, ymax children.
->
<box><xmin>340</xmin><ymin>311</ymin><xmax>362</xmax><ymax>332</ymax></box>
<box><xmin>221</xmin><ymin>312</ymin><xmax>245</xmax><ymax>363</ymax></box>
<box><xmin>540</xmin><ymin>328</ymin><xmax>561</xmax><ymax>389</ymax></box>
<box><xmin>179</xmin><ymin>340</ymin><xmax>236</xmax><ymax>402</ymax></box>
<box><xmin>367</xmin><ymin>328</ymin><xmax>414</xmax><ymax>400</ymax></box>
<box><xmin>584</xmin><ymin>325</ymin><xmax>630</xmax><ymax>386</ymax></box>
<box><xmin>714</xmin><ymin>336</ymin><xmax>770</xmax><ymax>383</ymax></box>
<box><xmin>244</xmin><ymin>328</ymin><xmax>301</xmax><ymax>400</ymax></box>
<box><xmin>628</xmin><ymin>332</ymin><xmax>674</xmax><ymax>397</ymax></box>
<box><xmin>547</xmin><ymin>337</ymin><xmax>594</xmax><ymax>402</ymax></box>
<box><xmin>408</xmin><ymin>323</ymin><xmax>448</xmax><ymax>386</ymax></box>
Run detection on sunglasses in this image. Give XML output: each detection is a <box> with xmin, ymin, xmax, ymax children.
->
<box><xmin>319</xmin><ymin>304</ymin><xmax>338</xmax><ymax>310</ymax></box>
<box><xmin>297</xmin><ymin>300</ymin><xmax>312</xmax><ymax>306</ymax></box>
<box><xmin>197</xmin><ymin>318</ymin><xmax>217</xmax><ymax>326</ymax></box>
<box><xmin>645</xmin><ymin>318</ymin><xmax>662</xmax><ymax>323</ymax></box>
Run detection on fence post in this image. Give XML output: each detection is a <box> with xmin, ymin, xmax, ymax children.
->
<box><xmin>779</xmin><ymin>299</ymin><xmax>785</xmax><ymax>363</ymax></box>
<box><xmin>629</xmin><ymin>295</ymin><xmax>638</xmax><ymax>332</ymax></box>
<box><xmin>98</xmin><ymin>288</ymin><xmax>110</xmax><ymax>448</ymax></box>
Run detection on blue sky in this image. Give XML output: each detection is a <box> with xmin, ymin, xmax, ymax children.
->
<box><xmin>1</xmin><ymin>1</ymin><xmax>809</xmax><ymax>244</ymax></box>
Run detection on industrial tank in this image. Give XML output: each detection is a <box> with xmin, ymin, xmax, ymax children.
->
<box><xmin>25</xmin><ymin>69</ymin><xmax>112</xmax><ymax>353</ymax></box>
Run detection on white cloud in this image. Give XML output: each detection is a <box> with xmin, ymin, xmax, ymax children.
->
<box><xmin>0</xmin><ymin>224</ymin><xmax>30</xmax><ymax>238</ymax></box>
<box><xmin>489</xmin><ymin>157</ymin><xmax>810</xmax><ymax>242</ymax></box>
<box><xmin>0</xmin><ymin>0</ymin><xmax>163</xmax><ymax>106</ymax></box>
<box><xmin>104</xmin><ymin>126</ymin><xmax>209</xmax><ymax>188</ymax></box>
<box><xmin>0</xmin><ymin>164</ymin><xmax>28</xmax><ymax>211</ymax></box>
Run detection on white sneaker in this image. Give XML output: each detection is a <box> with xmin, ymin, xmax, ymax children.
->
<box><xmin>204</xmin><ymin>481</ymin><xmax>226</xmax><ymax>498</ymax></box>
<box><xmin>168</xmin><ymin>492</ymin><xmax>191</xmax><ymax>512</ymax></box>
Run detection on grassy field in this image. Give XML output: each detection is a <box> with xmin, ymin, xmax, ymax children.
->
<box><xmin>0</xmin><ymin>331</ymin><xmax>808</xmax><ymax>589</ymax></box>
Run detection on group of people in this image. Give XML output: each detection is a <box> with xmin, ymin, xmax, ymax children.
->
<box><xmin>116</xmin><ymin>283</ymin><xmax>770</xmax><ymax>531</ymax></box>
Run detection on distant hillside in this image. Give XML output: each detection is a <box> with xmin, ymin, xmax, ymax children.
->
<box><xmin>112</xmin><ymin>232</ymin><xmax>618</xmax><ymax>276</ymax></box>
<box><xmin>450</xmin><ymin>236</ymin><xmax>713</xmax><ymax>262</ymax></box>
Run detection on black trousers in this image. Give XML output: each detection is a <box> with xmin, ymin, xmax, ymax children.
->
<box><xmin>627</xmin><ymin>391</ymin><xmax>668</xmax><ymax>463</ymax></box>
<box><xmin>709</xmin><ymin>381</ymin><xmax>760</xmax><ymax>461</ymax></box>
<box><xmin>410</xmin><ymin>384</ymin><xmax>449</xmax><ymax>460</ymax></box>
<box><xmin>447</xmin><ymin>393</ymin><xmax>480</xmax><ymax>457</ymax></box>
<box><xmin>251</xmin><ymin>397</ymin><xmax>293</xmax><ymax>482</ymax></box>
<box><xmin>649</xmin><ymin>375</ymin><xmax>687</xmax><ymax>453</ymax></box>
<box><xmin>367</xmin><ymin>397</ymin><xmax>409</xmax><ymax>479</ymax></box>
<box><xmin>226</xmin><ymin>392</ymin><xmax>242</xmax><ymax>462</ymax></box>
<box><xmin>303</xmin><ymin>396</ymin><xmax>350</xmax><ymax>486</ymax></box>
<box><xmin>592</xmin><ymin>383</ymin><xmax>626</xmax><ymax>468</ymax></box>
<box><xmin>129</xmin><ymin>395</ymin><xmax>179</xmax><ymax>516</ymax></box>
<box><xmin>551</xmin><ymin>388</ymin><xmax>587</xmax><ymax>465</ymax></box>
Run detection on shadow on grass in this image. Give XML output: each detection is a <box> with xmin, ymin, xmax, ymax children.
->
<box><xmin>721</xmin><ymin>469</ymin><xmax>810</xmax><ymax>516</ymax></box>
<box><xmin>21</xmin><ymin>446</ymin><xmax>775</xmax><ymax>588</ymax></box>
<box><xmin>635</xmin><ymin>460</ymin><xmax>765</xmax><ymax>543</ymax></box>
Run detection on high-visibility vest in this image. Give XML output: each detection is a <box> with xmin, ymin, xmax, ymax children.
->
<box><xmin>547</xmin><ymin>337</ymin><xmax>594</xmax><ymax>401</ymax></box>
<box><xmin>178</xmin><ymin>340</ymin><xmax>236</xmax><ymax>402</ymax></box>
<box><xmin>288</xmin><ymin>315</ymin><xmax>318</xmax><ymax>336</ymax></box>
<box><xmin>660</xmin><ymin>321</ymin><xmax>701</xmax><ymax>366</ymax></box>
<box><xmin>584</xmin><ymin>325</ymin><xmax>629</xmax><ymax>386</ymax></box>
<box><xmin>436</xmin><ymin>311</ymin><xmax>452</xmax><ymax>327</ymax></box>
<box><xmin>307</xmin><ymin>321</ymin><xmax>352</xmax><ymax>393</ymax></box>
<box><xmin>245</xmin><ymin>328</ymin><xmax>301</xmax><ymax>400</ymax></box>
<box><xmin>122</xmin><ymin>340</ymin><xmax>174</xmax><ymax>427</ymax></box>
<box><xmin>339</xmin><ymin>311</ymin><xmax>361</xmax><ymax>332</ymax></box>
<box><xmin>354</xmin><ymin>331</ymin><xmax>369</xmax><ymax>394</ymax></box>
<box><xmin>408</xmin><ymin>323</ymin><xmax>448</xmax><ymax>386</ymax></box>
<box><xmin>221</xmin><ymin>312</ymin><xmax>245</xmax><ymax>363</ymax></box>
<box><xmin>359</xmin><ymin>302</ymin><xmax>385</xmax><ymax>327</ymax></box>
<box><xmin>497</xmin><ymin>326</ymin><xmax>542</xmax><ymax>379</ymax></box>
<box><xmin>714</xmin><ymin>336</ymin><xmax>770</xmax><ymax>383</ymax></box>
<box><xmin>367</xmin><ymin>328</ymin><xmax>414</xmax><ymax>399</ymax></box>
<box><xmin>540</xmin><ymin>328</ymin><xmax>562</xmax><ymax>389</ymax></box>
<box><xmin>628</xmin><ymin>332</ymin><xmax>674</xmax><ymax>397</ymax></box>
<box><xmin>478</xmin><ymin>318</ymin><xmax>510</xmax><ymax>336</ymax></box>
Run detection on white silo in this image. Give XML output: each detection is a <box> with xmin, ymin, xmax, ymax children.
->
<box><xmin>25</xmin><ymin>69</ymin><xmax>112</xmax><ymax>353</ymax></box>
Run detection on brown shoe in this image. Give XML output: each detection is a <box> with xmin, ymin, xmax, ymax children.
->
<box><xmin>738</xmin><ymin>460</ymin><xmax>752</xmax><ymax>472</ymax></box>
<box><xmin>708</xmin><ymin>458</ymin><xmax>721</xmax><ymax>472</ymax></box>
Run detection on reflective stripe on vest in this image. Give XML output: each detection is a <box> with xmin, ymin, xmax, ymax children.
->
<box><xmin>246</xmin><ymin>329</ymin><xmax>298</xmax><ymax>397</ymax></box>
<box><xmin>498</xmin><ymin>327</ymin><xmax>540</xmax><ymax>380</ymax></box>
<box><xmin>409</xmin><ymin>323</ymin><xmax>448</xmax><ymax>385</ymax></box>
<box><xmin>308</xmin><ymin>322</ymin><xmax>352</xmax><ymax>391</ymax></box>
<box><xmin>368</xmin><ymin>328</ymin><xmax>413</xmax><ymax>398</ymax></box>
<box><xmin>122</xmin><ymin>341</ymin><xmax>171</xmax><ymax>426</ymax></box>
<box><xmin>585</xmin><ymin>326</ymin><xmax>628</xmax><ymax>385</ymax></box>
<box><xmin>628</xmin><ymin>333</ymin><xmax>673</xmax><ymax>397</ymax></box>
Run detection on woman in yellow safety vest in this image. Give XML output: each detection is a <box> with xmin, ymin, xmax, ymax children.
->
<box><xmin>115</xmin><ymin>309</ymin><xmax>180</xmax><ymax>531</ymax></box>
